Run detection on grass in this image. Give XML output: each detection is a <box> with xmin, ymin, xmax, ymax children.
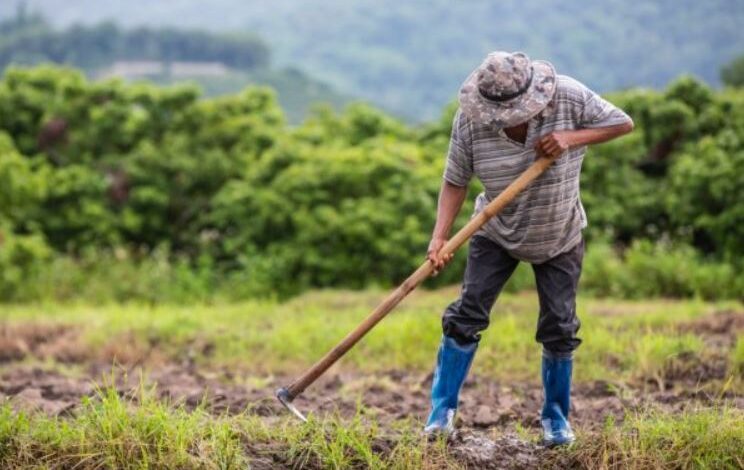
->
<box><xmin>0</xmin><ymin>383</ymin><xmax>455</xmax><ymax>469</ymax></box>
<box><xmin>0</xmin><ymin>386</ymin><xmax>251</xmax><ymax>469</ymax></box>
<box><xmin>732</xmin><ymin>336</ymin><xmax>744</xmax><ymax>376</ymax></box>
<box><xmin>0</xmin><ymin>384</ymin><xmax>741</xmax><ymax>469</ymax></box>
<box><xmin>0</xmin><ymin>289</ymin><xmax>737</xmax><ymax>383</ymax></box>
<box><xmin>0</xmin><ymin>288</ymin><xmax>742</xmax><ymax>468</ymax></box>
<box><xmin>573</xmin><ymin>407</ymin><xmax>744</xmax><ymax>469</ymax></box>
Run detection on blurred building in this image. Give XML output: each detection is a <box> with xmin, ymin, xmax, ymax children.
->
<box><xmin>97</xmin><ymin>61</ymin><xmax>229</xmax><ymax>80</ymax></box>
<box><xmin>170</xmin><ymin>62</ymin><xmax>229</xmax><ymax>78</ymax></box>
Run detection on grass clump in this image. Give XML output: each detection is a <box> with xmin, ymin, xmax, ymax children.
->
<box><xmin>0</xmin><ymin>384</ymin><xmax>455</xmax><ymax>469</ymax></box>
<box><xmin>731</xmin><ymin>336</ymin><xmax>744</xmax><ymax>376</ymax></box>
<box><xmin>0</xmin><ymin>385</ymin><xmax>249</xmax><ymax>469</ymax></box>
<box><xmin>632</xmin><ymin>334</ymin><xmax>704</xmax><ymax>388</ymax></box>
<box><xmin>3</xmin><ymin>386</ymin><xmax>742</xmax><ymax>469</ymax></box>
<box><xmin>572</xmin><ymin>407</ymin><xmax>744</xmax><ymax>469</ymax></box>
<box><xmin>278</xmin><ymin>414</ymin><xmax>452</xmax><ymax>469</ymax></box>
<box><xmin>1</xmin><ymin>291</ymin><xmax>740</xmax><ymax>384</ymax></box>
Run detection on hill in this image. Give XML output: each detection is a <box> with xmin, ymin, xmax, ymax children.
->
<box><xmin>1</xmin><ymin>0</ymin><xmax>743</xmax><ymax>120</ymax></box>
<box><xmin>0</xmin><ymin>7</ymin><xmax>349</xmax><ymax>122</ymax></box>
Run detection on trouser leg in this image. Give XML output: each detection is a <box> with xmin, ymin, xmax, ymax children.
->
<box><xmin>532</xmin><ymin>238</ymin><xmax>584</xmax><ymax>356</ymax></box>
<box><xmin>532</xmin><ymin>238</ymin><xmax>584</xmax><ymax>446</ymax></box>
<box><xmin>442</xmin><ymin>235</ymin><xmax>519</xmax><ymax>345</ymax></box>
<box><xmin>426</xmin><ymin>235</ymin><xmax>518</xmax><ymax>434</ymax></box>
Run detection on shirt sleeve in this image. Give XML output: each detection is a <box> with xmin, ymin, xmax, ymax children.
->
<box><xmin>579</xmin><ymin>85</ymin><xmax>633</xmax><ymax>129</ymax></box>
<box><xmin>443</xmin><ymin>109</ymin><xmax>474</xmax><ymax>187</ymax></box>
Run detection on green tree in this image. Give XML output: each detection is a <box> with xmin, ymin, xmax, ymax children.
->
<box><xmin>0</xmin><ymin>64</ymin><xmax>742</xmax><ymax>300</ymax></box>
<box><xmin>0</xmin><ymin>130</ymin><xmax>53</xmax><ymax>299</ymax></box>
<box><xmin>0</xmin><ymin>131</ymin><xmax>48</xmax><ymax>226</ymax></box>
<box><xmin>721</xmin><ymin>54</ymin><xmax>744</xmax><ymax>87</ymax></box>
<box><xmin>667</xmin><ymin>130</ymin><xmax>744</xmax><ymax>261</ymax></box>
<box><xmin>0</xmin><ymin>13</ymin><xmax>270</xmax><ymax>72</ymax></box>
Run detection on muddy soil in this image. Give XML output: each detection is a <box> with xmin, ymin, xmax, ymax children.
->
<box><xmin>2</xmin><ymin>364</ymin><xmax>740</xmax><ymax>470</ymax></box>
<box><xmin>3</xmin><ymin>363</ymin><xmax>739</xmax><ymax>423</ymax></box>
<box><xmin>678</xmin><ymin>309</ymin><xmax>744</xmax><ymax>348</ymax></box>
<box><xmin>1</xmin><ymin>312</ymin><xmax>742</xmax><ymax>469</ymax></box>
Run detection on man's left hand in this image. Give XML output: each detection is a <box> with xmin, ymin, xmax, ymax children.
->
<box><xmin>535</xmin><ymin>131</ymin><xmax>574</xmax><ymax>159</ymax></box>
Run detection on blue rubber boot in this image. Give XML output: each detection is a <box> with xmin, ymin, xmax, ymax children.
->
<box><xmin>424</xmin><ymin>335</ymin><xmax>477</xmax><ymax>436</ymax></box>
<box><xmin>541</xmin><ymin>351</ymin><xmax>575</xmax><ymax>446</ymax></box>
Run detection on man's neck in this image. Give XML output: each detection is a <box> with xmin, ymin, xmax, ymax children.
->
<box><xmin>503</xmin><ymin>122</ymin><xmax>528</xmax><ymax>144</ymax></box>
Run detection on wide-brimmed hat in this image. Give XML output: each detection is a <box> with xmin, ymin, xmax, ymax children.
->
<box><xmin>459</xmin><ymin>51</ymin><xmax>557</xmax><ymax>127</ymax></box>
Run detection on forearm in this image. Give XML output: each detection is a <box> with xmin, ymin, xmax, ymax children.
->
<box><xmin>569</xmin><ymin>121</ymin><xmax>634</xmax><ymax>147</ymax></box>
<box><xmin>432</xmin><ymin>181</ymin><xmax>468</xmax><ymax>239</ymax></box>
<box><xmin>536</xmin><ymin>121</ymin><xmax>634</xmax><ymax>159</ymax></box>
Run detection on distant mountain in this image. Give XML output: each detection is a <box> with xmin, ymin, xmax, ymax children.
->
<box><xmin>159</xmin><ymin>67</ymin><xmax>350</xmax><ymax>124</ymax></box>
<box><xmin>3</xmin><ymin>0</ymin><xmax>743</xmax><ymax>121</ymax></box>
<box><xmin>0</xmin><ymin>8</ymin><xmax>349</xmax><ymax>122</ymax></box>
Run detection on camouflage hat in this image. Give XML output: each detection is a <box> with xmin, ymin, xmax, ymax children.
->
<box><xmin>459</xmin><ymin>51</ymin><xmax>556</xmax><ymax>127</ymax></box>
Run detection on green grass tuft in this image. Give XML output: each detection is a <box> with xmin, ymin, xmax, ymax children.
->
<box><xmin>1</xmin><ymin>292</ymin><xmax>740</xmax><ymax>385</ymax></box>
<box><xmin>0</xmin><ymin>383</ymin><xmax>251</xmax><ymax>469</ymax></box>
<box><xmin>731</xmin><ymin>336</ymin><xmax>744</xmax><ymax>376</ymax></box>
<box><xmin>572</xmin><ymin>406</ymin><xmax>744</xmax><ymax>469</ymax></box>
<box><xmin>0</xmin><ymin>380</ymin><xmax>458</xmax><ymax>469</ymax></box>
<box><xmin>2</xmin><ymin>386</ymin><xmax>741</xmax><ymax>469</ymax></box>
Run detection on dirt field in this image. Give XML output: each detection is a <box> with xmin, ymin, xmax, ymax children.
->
<box><xmin>1</xmin><ymin>300</ymin><xmax>743</xmax><ymax>469</ymax></box>
<box><xmin>1</xmin><ymin>367</ymin><xmax>741</xmax><ymax>468</ymax></box>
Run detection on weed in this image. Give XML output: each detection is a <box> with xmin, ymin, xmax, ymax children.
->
<box><xmin>572</xmin><ymin>406</ymin><xmax>744</xmax><ymax>469</ymax></box>
<box><xmin>0</xmin><ymin>292</ymin><xmax>740</xmax><ymax>385</ymax></box>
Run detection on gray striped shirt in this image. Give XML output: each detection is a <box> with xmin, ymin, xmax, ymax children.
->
<box><xmin>444</xmin><ymin>75</ymin><xmax>632</xmax><ymax>263</ymax></box>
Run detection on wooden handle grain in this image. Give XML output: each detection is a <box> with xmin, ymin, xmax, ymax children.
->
<box><xmin>285</xmin><ymin>157</ymin><xmax>555</xmax><ymax>398</ymax></box>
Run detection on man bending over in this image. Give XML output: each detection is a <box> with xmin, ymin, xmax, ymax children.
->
<box><xmin>425</xmin><ymin>51</ymin><xmax>633</xmax><ymax>446</ymax></box>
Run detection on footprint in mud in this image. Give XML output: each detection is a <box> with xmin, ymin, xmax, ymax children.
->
<box><xmin>448</xmin><ymin>431</ymin><xmax>561</xmax><ymax>470</ymax></box>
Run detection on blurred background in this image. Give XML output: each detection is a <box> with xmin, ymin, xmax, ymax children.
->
<box><xmin>2</xmin><ymin>0</ymin><xmax>744</xmax><ymax>121</ymax></box>
<box><xmin>0</xmin><ymin>0</ymin><xmax>742</xmax><ymax>303</ymax></box>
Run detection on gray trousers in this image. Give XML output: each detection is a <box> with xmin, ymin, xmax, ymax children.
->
<box><xmin>442</xmin><ymin>235</ymin><xmax>583</xmax><ymax>356</ymax></box>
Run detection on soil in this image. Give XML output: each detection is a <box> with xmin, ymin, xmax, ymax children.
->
<box><xmin>3</xmin><ymin>365</ymin><xmax>740</xmax><ymax>470</ymax></box>
<box><xmin>3</xmin><ymin>364</ymin><xmax>738</xmax><ymax>422</ymax></box>
<box><xmin>678</xmin><ymin>309</ymin><xmax>744</xmax><ymax>348</ymax></box>
<box><xmin>0</xmin><ymin>314</ymin><xmax>742</xmax><ymax>469</ymax></box>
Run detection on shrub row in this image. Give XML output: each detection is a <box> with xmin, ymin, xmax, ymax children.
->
<box><xmin>0</xmin><ymin>67</ymin><xmax>742</xmax><ymax>301</ymax></box>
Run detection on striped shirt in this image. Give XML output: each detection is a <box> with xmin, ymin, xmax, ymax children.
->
<box><xmin>444</xmin><ymin>75</ymin><xmax>632</xmax><ymax>263</ymax></box>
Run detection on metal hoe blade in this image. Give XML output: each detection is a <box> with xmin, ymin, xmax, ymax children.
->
<box><xmin>275</xmin><ymin>387</ymin><xmax>308</xmax><ymax>422</ymax></box>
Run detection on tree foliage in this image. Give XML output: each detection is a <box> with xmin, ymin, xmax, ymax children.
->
<box><xmin>0</xmin><ymin>7</ymin><xmax>270</xmax><ymax>71</ymax></box>
<box><xmin>0</xmin><ymin>9</ymin><xmax>347</xmax><ymax>124</ymax></box>
<box><xmin>0</xmin><ymin>66</ymin><xmax>741</xmax><ymax>299</ymax></box>
<box><xmin>721</xmin><ymin>54</ymin><xmax>744</xmax><ymax>88</ymax></box>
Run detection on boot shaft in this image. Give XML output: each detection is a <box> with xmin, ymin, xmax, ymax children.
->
<box><xmin>541</xmin><ymin>352</ymin><xmax>575</xmax><ymax>446</ymax></box>
<box><xmin>426</xmin><ymin>335</ymin><xmax>477</xmax><ymax>431</ymax></box>
<box><xmin>541</xmin><ymin>352</ymin><xmax>573</xmax><ymax>420</ymax></box>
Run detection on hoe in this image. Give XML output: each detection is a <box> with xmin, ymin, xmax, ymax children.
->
<box><xmin>276</xmin><ymin>156</ymin><xmax>557</xmax><ymax>421</ymax></box>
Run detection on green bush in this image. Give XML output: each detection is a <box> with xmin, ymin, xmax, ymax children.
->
<box><xmin>0</xmin><ymin>67</ymin><xmax>742</xmax><ymax>302</ymax></box>
<box><xmin>0</xmin><ymin>224</ymin><xmax>52</xmax><ymax>300</ymax></box>
<box><xmin>209</xmin><ymin>138</ymin><xmax>443</xmax><ymax>292</ymax></box>
<box><xmin>582</xmin><ymin>239</ymin><xmax>742</xmax><ymax>300</ymax></box>
<box><xmin>721</xmin><ymin>53</ymin><xmax>744</xmax><ymax>88</ymax></box>
<box><xmin>0</xmin><ymin>131</ymin><xmax>48</xmax><ymax>227</ymax></box>
<box><xmin>27</xmin><ymin>248</ymin><xmax>275</xmax><ymax>304</ymax></box>
<box><xmin>667</xmin><ymin>130</ymin><xmax>744</xmax><ymax>262</ymax></box>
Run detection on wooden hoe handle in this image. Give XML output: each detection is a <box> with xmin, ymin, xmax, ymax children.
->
<box><xmin>277</xmin><ymin>156</ymin><xmax>556</xmax><ymax>411</ymax></box>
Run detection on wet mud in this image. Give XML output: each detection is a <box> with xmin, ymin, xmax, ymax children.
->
<box><xmin>1</xmin><ymin>313</ymin><xmax>742</xmax><ymax>469</ymax></box>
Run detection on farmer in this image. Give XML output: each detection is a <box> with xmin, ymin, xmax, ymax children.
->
<box><xmin>425</xmin><ymin>51</ymin><xmax>633</xmax><ymax>446</ymax></box>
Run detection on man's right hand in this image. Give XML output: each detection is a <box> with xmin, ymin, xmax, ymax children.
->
<box><xmin>427</xmin><ymin>237</ymin><xmax>453</xmax><ymax>276</ymax></box>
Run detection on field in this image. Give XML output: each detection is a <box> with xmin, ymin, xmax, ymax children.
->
<box><xmin>1</xmin><ymin>4</ymin><xmax>743</xmax><ymax>468</ymax></box>
<box><xmin>0</xmin><ymin>287</ymin><xmax>742</xmax><ymax>469</ymax></box>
